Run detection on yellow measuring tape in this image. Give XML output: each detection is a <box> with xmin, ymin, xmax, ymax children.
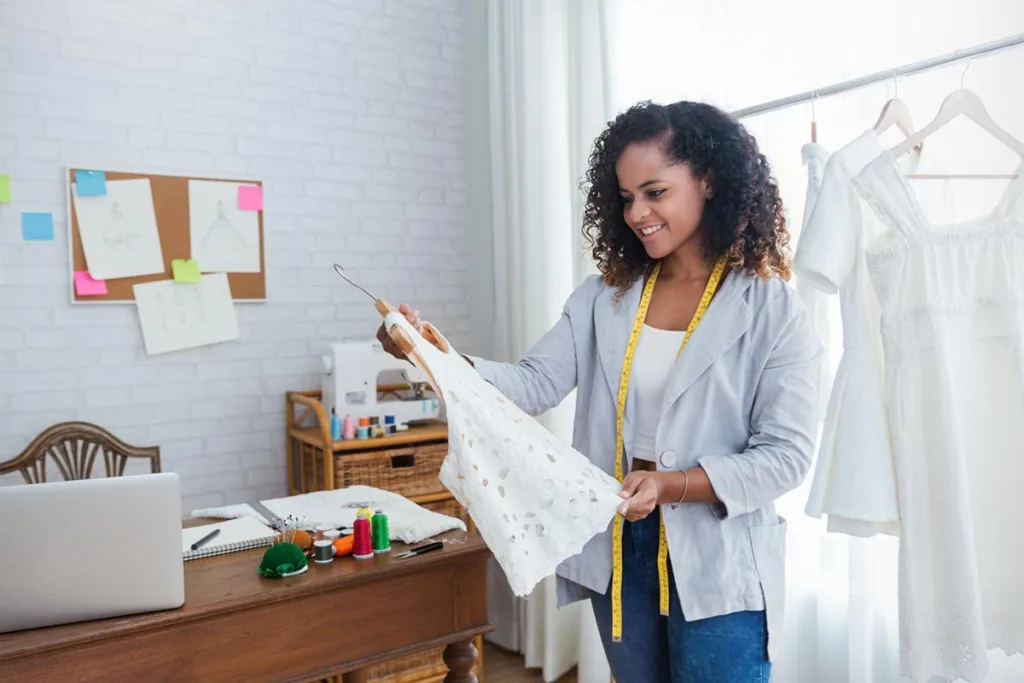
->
<box><xmin>611</xmin><ymin>254</ymin><xmax>729</xmax><ymax>642</ymax></box>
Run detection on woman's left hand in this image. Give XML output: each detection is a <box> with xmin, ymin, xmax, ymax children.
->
<box><xmin>617</xmin><ymin>472</ymin><xmax>664</xmax><ymax>522</ymax></box>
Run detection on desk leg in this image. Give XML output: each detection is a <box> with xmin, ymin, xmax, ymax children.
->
<box><xmin>442</xmin><ymin>640</ymin><xmax>478</xmax><ymax>683</ymax></box>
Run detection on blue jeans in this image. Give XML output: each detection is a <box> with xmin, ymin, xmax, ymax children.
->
<box><xmin>590</xmin><ymin>511</ymin><xmax>771</xmax><ymax>683</ymax></box>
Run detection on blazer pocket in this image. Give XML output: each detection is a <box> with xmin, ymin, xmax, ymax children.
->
<box><xmin>749</xmin><ymin>516</ymin><xmax>787</xmax><ymax>662</ymax></box>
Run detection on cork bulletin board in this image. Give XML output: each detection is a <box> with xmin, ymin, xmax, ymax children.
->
<box><xmin>66</xmin><ymin>168</ymin><xmax>266</xmax><ymax>303</ymax></box>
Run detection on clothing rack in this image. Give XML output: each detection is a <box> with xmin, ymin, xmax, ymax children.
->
<box><xmin>731</xmin><ymin>32</ymin><xmax>1024</xmax><ymax>120</ymax></box>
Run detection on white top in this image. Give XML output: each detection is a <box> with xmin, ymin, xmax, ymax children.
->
<box><xmin>795</xmin><ymin>129</ymin><xmax>919</xmax><ymax>538</ymax></box>
<box><xmin>851</xmin><ymin>150</ymin><xmax>1024</xmax><ymax>683</ymax></box>
<box><xmin>632</xmin><ymin>324</ymin><xmax>687</xmax><ymax>460</ymax></box>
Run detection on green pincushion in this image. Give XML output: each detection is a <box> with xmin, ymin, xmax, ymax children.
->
<box><xmin>258</xmin><ymin>542</ymin><xmax>308</xmax><ymax>578</ymax></box>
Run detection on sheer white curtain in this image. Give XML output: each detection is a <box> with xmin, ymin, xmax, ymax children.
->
<box><xmin>483</xmin><ymin>1</ymin><xmax>613</xmax><ymax>681</ymax></box>
<box><xmin>605</xmin><ymin>1</ymin><xmax>1024</xmax><ymax>682</ymax></box>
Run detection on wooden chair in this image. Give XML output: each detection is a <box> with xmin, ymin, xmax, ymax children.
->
<box><xmin>0</xmin><ymin>421</ymin><xmax>161</xmax><ymax>484</ymax></box>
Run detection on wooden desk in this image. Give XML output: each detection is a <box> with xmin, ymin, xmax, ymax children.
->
<box><xmin>0</xmin><ymin>529</ymin><xmax>492</xmax><ymax>683</ymax></box>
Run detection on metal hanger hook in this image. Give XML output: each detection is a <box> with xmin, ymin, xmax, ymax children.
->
<box><xmin>332</xmin><ymin>263</ymin><xmax>377</xmax><ymax>301</ymax></box>
<box><xmin>810</xmin><ymin>90</ymin><xmax>817</xmax><ymax>121</ymax></box>
<box><xmin>961</xmin><ymin>60</ymin><xmax>971</xmax><ymax>89</ymax></box>
<box><xmin>892</xmin><ymin>68</ymin><xmax>900</xmax><ymax>98</ymax></box>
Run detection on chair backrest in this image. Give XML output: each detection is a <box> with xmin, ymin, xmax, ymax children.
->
<box><xmin>0</xmin><ymin>421</ymin><xmax>161</xmax><ymax>484</ymax></box>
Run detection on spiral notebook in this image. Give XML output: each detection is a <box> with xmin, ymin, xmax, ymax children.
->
<box><xmin>182</xmin><ymin>516</ymin><xmax>278</xmax><ymax>561</ymax></box>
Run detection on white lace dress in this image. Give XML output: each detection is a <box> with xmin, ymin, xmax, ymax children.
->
<box><xmin>383</xmin><ymin>311</ymin><xmax>625</xmax><ymax>598</ymax></box>
<box><xmin>852</xmin><ymin>150</ymin><xmax>1024</xmax><ymax>683</ymax></box>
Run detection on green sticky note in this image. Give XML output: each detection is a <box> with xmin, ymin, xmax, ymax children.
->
<box><xmin>171</xmin><ymin>258</ymin><xmax>201</xmax><ymax>284</ymax></box>
<box><xmin>0</xmin><ymin>175</ymin><xmax>10</xmax><ymax>203</ymax></box>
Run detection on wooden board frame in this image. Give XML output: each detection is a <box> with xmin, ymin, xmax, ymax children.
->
<box><xmin>66</xmin><ymin>166</ymin><xmax>267</xmax><ymax>304</ymax></box>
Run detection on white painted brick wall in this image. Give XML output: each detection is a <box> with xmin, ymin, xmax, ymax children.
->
<box><xmin>0</xmin><ymin>0</ymin><xmax>471</xmax><ymax>513</ymax></box>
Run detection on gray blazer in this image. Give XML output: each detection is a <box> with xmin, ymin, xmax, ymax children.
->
<box><xmin>468</xmin><ymin>268</ymin><xmax>822</xmax><ymax>661</ymax></box>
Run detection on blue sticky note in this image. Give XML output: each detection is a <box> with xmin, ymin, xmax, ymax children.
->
<box><xmin>22</xmin><ymin>213</ymin><xmax>54</xmax><ymax>241</ymax></box>
<box><xmin>74</xmin><ymin>170</ymin><xmax>107</xmax><ymax>197</ymax></box>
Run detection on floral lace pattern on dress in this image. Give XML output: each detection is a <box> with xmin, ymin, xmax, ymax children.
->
<box><xmin>384</xmin><ymin>312</ymin><xmax>624</xmax><ymax>597</ymax></box>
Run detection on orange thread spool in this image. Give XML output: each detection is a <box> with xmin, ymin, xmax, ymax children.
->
<box><xmin>333</xmin><ymin>535</ymin><xmax>354</xmax><ymax>557</ymax></box>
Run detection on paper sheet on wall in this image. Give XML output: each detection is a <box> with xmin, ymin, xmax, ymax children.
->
<box><xmin>188</xmin><ymin>180</ymin><xmax>261</xmax><ymax>273</ymax></box>
<box><xmin>71</xmin><ymin>178</ymin><xmax>164</xmax><ymax>279</ymax></box>
<box><xmin>133</xmin><ymin>273</ymin><xmax>239</xmax><ymax>355</ymax></box>
<box><xmin>383</xmin><ymin>312</ymin><xmax>624</xmax><ymax>598</ymax></box>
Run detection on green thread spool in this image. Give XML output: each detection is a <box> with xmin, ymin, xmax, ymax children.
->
<box><xmin>371</xmin><ymin>509</ymin><xmax>390</xmax><ymax>553</ymax></box>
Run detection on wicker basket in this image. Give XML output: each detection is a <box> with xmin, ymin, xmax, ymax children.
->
<box><xmin>334</xmin><ymin>444</ymin><xmax>449</xmax><ymax>499</ymax></box>
<box><xmin>363</xmin><ymin>646</ymin><xmax>445</xmax><ymax>682</ymax></box>
<box><xmin>419</xmin><ymin>495</ymin><xmax>473</xmax><ymax>530</ymax></box>
<box><xmin>362</xmin><ymin>636</ymin><xmax>484</xmax><ymax>683</ymax></box>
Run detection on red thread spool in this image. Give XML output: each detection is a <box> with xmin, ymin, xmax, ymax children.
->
<box><xmin>352</xmin><ymin>512</ymin><xmax>373</xmax><ymax>560</ymax></box>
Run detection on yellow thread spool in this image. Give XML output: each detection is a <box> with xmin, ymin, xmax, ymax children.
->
<box><xmin>611</xmin><ymin>254</ymin><xmax>728</xmax><ymax>642</ymax></box>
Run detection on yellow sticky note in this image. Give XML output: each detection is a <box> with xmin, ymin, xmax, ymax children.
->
<box><xmin>0</xmin><ymin>175</ymin><xmax>10</xmax><ymax>203</ymax></box>
<box><xmin>171</xmin><ymin>259</ymin><xmax>201</xmax><ymax>284</ymax></box>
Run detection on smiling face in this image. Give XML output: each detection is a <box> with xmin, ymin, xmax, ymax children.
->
<box><xmin>616</xmin><ymin>139</ymin><xmax>712</xmax><ymax>261</ymax></box>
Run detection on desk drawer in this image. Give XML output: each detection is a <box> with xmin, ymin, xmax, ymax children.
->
<box><xmin>334</xmin><ymin>443</ymin><xmax>448</xmax><ymax>498</ymax></box>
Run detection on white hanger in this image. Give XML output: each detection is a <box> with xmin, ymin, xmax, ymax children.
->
<box><xmin>892</xmin><ymin>62</ymin><xmax>1023</xmax><ymax>179</ymax></box>
<box><xmin>875</xmin><ymin>99</ymin><xmax>920</xmax><ymax>141</ymax></box>
<box><xmin>874</xmin><ymin>70</ymin><xmax>918</xmax><ymax>140</ymax></box>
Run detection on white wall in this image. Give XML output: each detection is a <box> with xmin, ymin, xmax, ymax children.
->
<box><xmin>460</xmin><ymin>0</ymin><xmax>496</xmax><ymax>361</ymax></box>
<box><xmin>0</xmin><ymin>0</ymin><xmax>477</xmax><ymax>512</ymax></box>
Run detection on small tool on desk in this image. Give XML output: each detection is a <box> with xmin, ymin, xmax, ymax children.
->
<box><xmin>394</xmin><ymin>541</ymin><xmax>443</xmax><ymax>560</ymax></box>
<box><xmin>249</xmin><ymin>500</ymin><xmax>279</xmax><ymax>527</ymax></box>
<box><xmin>190</xmin><ymin>528</ymin><xmax>220</xmax><ymax>551</ymax></box>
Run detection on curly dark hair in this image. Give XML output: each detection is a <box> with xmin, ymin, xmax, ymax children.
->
<box><xmin>581</xmin><ymin>100</ymin><xmax>791</xmax><ymax>290</ymax></box>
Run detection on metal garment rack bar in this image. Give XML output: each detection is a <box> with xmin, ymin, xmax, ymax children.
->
<box><xmin>731</xmin><ymin>32</ymin><xmax>1024</xmax><ymax>120</ymax></box>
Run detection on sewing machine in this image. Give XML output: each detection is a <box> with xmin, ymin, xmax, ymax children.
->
<box><xmin>320</xmin><ymin>340</ymin><xmax>443</xmax><ymax>427</ymax></box>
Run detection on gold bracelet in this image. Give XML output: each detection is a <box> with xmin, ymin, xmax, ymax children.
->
<box><xmin>677</xmin><ymin>469</ymin><xmax>689</xmax><ymax>504</ymax></box>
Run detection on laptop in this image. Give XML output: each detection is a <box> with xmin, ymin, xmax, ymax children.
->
<box><xmin>0</xmin><ymin>472</ymin><xmax>185</xmax><ymax>634</ymax></box>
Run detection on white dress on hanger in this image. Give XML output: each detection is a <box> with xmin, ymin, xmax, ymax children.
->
<box><xmin>851</xmin><ymin>150</ymin><xmax>1024</xmax><ymax>683</ymax></box>
<box><xmin>382</xmin><ymin>311</ymin><xmax>624</xmax><ymax>598</ymax></box>
<box><xmin>796</xmin><ymin>130</ymin><xmax>917</xmax><ymax>537</ymax></box>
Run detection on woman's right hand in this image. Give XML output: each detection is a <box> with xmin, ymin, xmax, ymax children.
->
<box><xmin>376</xmin><ymin>303</ymin><xmax>424</xmax><ymax>360</ymax></box>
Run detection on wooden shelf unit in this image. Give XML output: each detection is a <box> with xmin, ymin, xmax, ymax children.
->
<box><xmin>285</xmin><ymin>390</ymin><xmax>483</xmax><ymax>683</ymax></box>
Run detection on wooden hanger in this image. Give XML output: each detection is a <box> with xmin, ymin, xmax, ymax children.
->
<box><xmin>892</xmin><ymin>63</ymin><xmax>1023</xmax><ymax>179</ymax></box>
<box><xmin>333</xmin><ymin>263</ymin><xmax>450</xmax><ymax>355</ymax></box>
<box><xmin>810</xmin><ymin>91</ymin><xmax>818</xmax><ymax>143</ymax></box>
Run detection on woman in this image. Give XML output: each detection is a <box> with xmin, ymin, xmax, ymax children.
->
<box><xmin>378</xmin><ymin>101</ymin><xmax>822</xmax><ymax>682</ymax></box>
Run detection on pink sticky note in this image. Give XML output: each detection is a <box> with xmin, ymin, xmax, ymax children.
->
<box><xmin>238</xmin><ymin>185</ymin><xmax>263</xmax><ymax>211</ymax></box>
<box><xmin>74</xmin><ymin>271</ymin><xmax>108</xmax><ymax>296</ymax></box>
